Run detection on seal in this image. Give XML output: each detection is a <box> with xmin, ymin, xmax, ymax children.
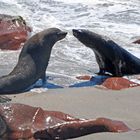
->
<box><xmin>0</xmin><ymin>28</ymin><xmax>67</xmax><ymax>94</ymax></box>
<box><xmin>73</xmin><ymin>29</ymin><xmax>140</xmax><ymax>76</ymax></box>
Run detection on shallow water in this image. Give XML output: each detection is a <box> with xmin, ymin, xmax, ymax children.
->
<box><xmin>0</xmin><ymin>0</ymin><xmax>140</xmax><ymax>88</ymax></box>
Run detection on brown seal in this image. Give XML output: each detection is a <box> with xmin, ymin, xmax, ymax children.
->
<box><xmin>0</xmin><ymin>28</ymin><xmax>67</xmax><ymax>94</ymax></box>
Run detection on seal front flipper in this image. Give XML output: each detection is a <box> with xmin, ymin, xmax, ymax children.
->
<box><xmin>41</xmin><ymin>72</ymin><xmax>47</xmax><ymax>86</ymax></box>
<box><xmin>96</xmin><ymin>69</ymin><xmax>105</xmax><ymax>75</ymax></box>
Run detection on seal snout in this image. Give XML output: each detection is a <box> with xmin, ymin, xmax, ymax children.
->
<box><xmin>57</xmin><ymin>31</ymin><xmax>67</xmax><ymax>40</ymax></box>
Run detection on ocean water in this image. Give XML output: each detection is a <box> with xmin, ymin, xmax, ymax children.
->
<box><xmin>0</xmin><ymin>0</ymin><xmax>140</xmax><ymax>89</ymax></box>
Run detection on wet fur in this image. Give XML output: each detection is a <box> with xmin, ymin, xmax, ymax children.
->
<box><xmin>0</xmin><ymin>28</ymin><xmax>67</xmax><ymax>94</ymax></box>
<box><xmin>73</xmin><ymin>29</ymin><xmax>140</xmax><ymax>76</ymax></box>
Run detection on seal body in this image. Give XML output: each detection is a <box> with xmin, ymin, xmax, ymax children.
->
<box><xmin>73</xmin><ymin>29</ymin><xmax>140</xmax><ymax>76</ymax></box>
<box><xmin>0</xmin><ymin>28</ymin><xmax>67</xmax><ymax>94</ymax></box>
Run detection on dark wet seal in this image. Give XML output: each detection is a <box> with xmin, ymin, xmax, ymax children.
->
<box><xmin>0</xmin><ymin>116</ymin><xmax>7</xmax><ymax>137</ymax></box>
<box><xmin>0</xmin><ymin>96</ymin><xmax>11</xmax><ymax>103</ymax></box>
<box><xmin>73</xmin><ymin>29</ymin><xmax>140</xmax><ymax>77</ymax></box>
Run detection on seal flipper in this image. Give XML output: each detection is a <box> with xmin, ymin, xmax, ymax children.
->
<box><xmin>96</xmin><ymin>69</ymin><xmax>106</xmax><ymax>75</ymax></box>
<box><xmin>114</xmin><ymin>62</ymin><xmax>123</xmax><ymax>77</ymax></box>
<box><xmin>107</xmin><ymin>40</ymin><xmax>125</xmax><ymax>76</ymax></box>
<box><xmin>96</xmin><ymin>69</ymin><xmax>113</xmax><ymax>76</ymax></box>
<box><xmin>41</xmin><ymin>72</ymin><xmax>46</xmax><ymax>86</ymax></box>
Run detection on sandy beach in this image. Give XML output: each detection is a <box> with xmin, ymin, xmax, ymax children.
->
<box><xmin>6</xmin><ymin>86</ymin><xmax>140</xmax><ymax>140</ymax></box>
<box><xmin>0</xmin><ymin>0</ymin><xmax>140</xmax><ymax>139</ymax></box>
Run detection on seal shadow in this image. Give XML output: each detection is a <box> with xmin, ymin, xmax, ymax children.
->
<box><xmin>27</xmin><ymin>75</ymin><xmax>109</xmax><ymax>91</ymax></box>
<box><xmin>26</xmin><ymin>76</ymin><xmax>63</xmax><ymax>92</ymax></box>
<box><xmin>69</xmin><ymin>75</ymin><xmax>109</xmax><ymax>88</ymax></box>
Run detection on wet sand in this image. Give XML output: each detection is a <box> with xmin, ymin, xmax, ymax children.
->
<box><xmin>7</xmin><ymin>86</ymin><xmax>140</xmax><ymax>140</ymax></box>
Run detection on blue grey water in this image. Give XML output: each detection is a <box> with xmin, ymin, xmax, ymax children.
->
<box><xmin>0</xmin><ymin>0</ymin><xmax>140</xmax><ymax>89</ymax></box>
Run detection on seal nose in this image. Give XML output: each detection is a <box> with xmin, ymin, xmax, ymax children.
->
<box><xmin>58</xmin><ymin>31</ymin><xmax>67</xmax><ymax>39</ymax></box>
<box><xmin>60</xmin><ymin>31</ymin><xmax>67</xmax><ymax>37</ymax></box>
<box><xmin>62</xmin><ymin>32</ymin><xmax>67</xmax><ymax>37</ymax></box>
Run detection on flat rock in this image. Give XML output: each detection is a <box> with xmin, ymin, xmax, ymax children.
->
<box><xmin>0</xmin><ymin>103</ymin><xmax>130</xmax><ymax>139</ymax></box>
<box><xmin>102</xmin><ymin>77</ymin><xmax>140</xmax><ymax>90</ymax></box>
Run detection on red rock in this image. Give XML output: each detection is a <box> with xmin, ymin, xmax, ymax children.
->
<box><xmin>133</xmin><ymin>39</ymin><xmax>140</xmax><ymax>44</ymax></box>
<box><xmin>76</xmin><ymin>75</ymin><xmax>91</xmax><ymax>80</ymax></box>
<box><xmin>0</xmin><ymin>14</ymin><xmax>31</xmax><ymax>50</ymax></box>
<box><xmin>102</xmin><ymin>77</ymin><xmax>139</xmax><ymax>90</ymax></box>
<box><xmin>0</xmin><ymin>103</ymin><xmax>131</xmax><ymax>139</ymax></box>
